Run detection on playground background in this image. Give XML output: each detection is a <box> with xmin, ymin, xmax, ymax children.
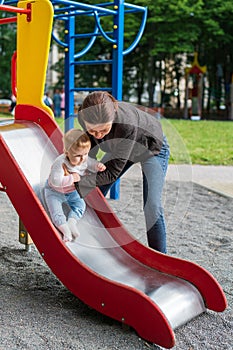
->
<box><xmin>0</xmin><ymin>166</ymin><xmax>232</xmax><ymax>350</ymax></box>
<box><xmin>1</xmin><ymin>0</ymin><xmax>233</xmax><ymax>121</ymax></box>
<box><xmin>0</xmin><ymin>3</ymin><xmax>232</xmax><ymax>348</ymax></box>
<box><xmin>0</xmin><ymin>1</ymin><xmax>232</xmax><ymax>348</ymax></box>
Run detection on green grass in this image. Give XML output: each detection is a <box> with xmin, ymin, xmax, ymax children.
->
<box><xmin>54</xmin><ymin>117</ymin><xmax>80</xmax><ymax>131</ymax></box>
<box><xmin>1</xmin><ymin>113</ymin><xmax>233</xmax><ymax>165</ymax></box>
<box><xmin>162</xmin><ymin>119</ymin><xmax>233</xmax><ymax>165</ymax></box>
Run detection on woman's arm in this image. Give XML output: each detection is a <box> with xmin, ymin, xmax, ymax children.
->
<box><xmin>75</xmin><ymin>127</ymin><xmax>138</xmax><ymax>197</ymax></box>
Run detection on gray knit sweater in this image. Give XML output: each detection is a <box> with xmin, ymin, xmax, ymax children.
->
<box><xmin>76</xmin><ymin>102</ymin><xmax>164</xmax><ymax>197</ymax></box>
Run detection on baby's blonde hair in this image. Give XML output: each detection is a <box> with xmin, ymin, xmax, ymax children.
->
<box><xmin>63</xmin><ymin>129</ymin><xmax>90</xmax><ymax>152</ymax></box>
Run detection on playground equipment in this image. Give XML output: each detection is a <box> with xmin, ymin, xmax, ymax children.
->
<box><xmin>0</xmin><ymin>1</ymin><xmax>227</xmax><ymax>348</ymax></box>
<box><xmin>50</xmin><ymin>0</ymin><xmax>147</xmax><ymax>199</ymax></box>
<box><xmin>51</xmin><ymin>0</ymin><xmax>147</xmax><ymax>127</ymax></box>
<box><xmin>184</xmin><ymin>52</ymin><xmax>207</xmax><ymax>120</ymax></box>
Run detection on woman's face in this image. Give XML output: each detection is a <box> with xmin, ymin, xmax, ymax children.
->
<box><xmin>84</xmin><ymin>122</ymin><xmax>112</xmax><ymax>139</ymax></box>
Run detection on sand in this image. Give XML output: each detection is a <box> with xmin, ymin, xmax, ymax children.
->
<box><xmin>0</xmin><ymin>176</ymin><xmax>232</xmax><ymax>350</ymax></box>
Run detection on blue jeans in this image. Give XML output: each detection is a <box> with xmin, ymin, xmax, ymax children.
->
<box><xmin>99</xmin><ymin>137</ymin><xmax>170</xmax><ymax>253</ymax></box>
<box><xmin>44</xmin><ymin>183</ymin><xmax>86</xmax><ymax>227</ymax></box>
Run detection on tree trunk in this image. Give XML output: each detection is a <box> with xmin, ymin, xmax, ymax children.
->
<box><xmin>147</xmin><ymin>55</ymin><xmax>156</xmax><ymax>107</ymax></box>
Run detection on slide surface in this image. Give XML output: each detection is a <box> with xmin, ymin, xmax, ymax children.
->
<box><xmin>0</xmin><ymin>105</ymin><xmax>227</xmax><ymax>349</ymax></box>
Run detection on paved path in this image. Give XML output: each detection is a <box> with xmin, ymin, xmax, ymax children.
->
<box><xmin>167</xmin><ymin>164</ymin><xmax>233</xmax><ymax>198</ymax></box>
<box><xmin>124</xmin><ymin>164</ymin><xmax>233</xmax><ymax>198</ymax></box>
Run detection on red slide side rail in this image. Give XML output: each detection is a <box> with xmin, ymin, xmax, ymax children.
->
<box><xmin>86</xmin><ymin>189</ymin><xmax>227</xmax><ymax>312</ymax></box>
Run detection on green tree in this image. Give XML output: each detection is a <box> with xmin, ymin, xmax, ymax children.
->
<box><xmin>49</xmin><ymin>0</ymin><xmax>233</xmax><ymax>117</ymax></box>
<box><xmin>123</xmin><ymin>0</ymin><xmax>204</xmax><ymax>105</ymax></box>
<box><xmin>198</xmin><ymin>0</ymin><xmax>233</xmax><ymax>115</ymax></box>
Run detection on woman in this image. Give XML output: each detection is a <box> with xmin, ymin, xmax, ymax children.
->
<box><xmin>75</xmin><ymin>91</ymin><xmax>170</xmax><ymax>253</ymax></box>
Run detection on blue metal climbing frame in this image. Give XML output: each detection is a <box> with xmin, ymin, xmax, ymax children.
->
<box><xmin>52</xmin><ymin>1</ymin><xmax>147</xmax><ymax>122</ymax></box>
<box><xmin>51</xmin><ymin>0</ymin><xmax>147</xmax><ymax>199</ymax></box>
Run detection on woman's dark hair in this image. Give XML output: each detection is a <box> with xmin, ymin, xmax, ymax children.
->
<box><xmin>79</xmin><ymin>91</ymin><xmax>118</xmax><ymax>124</ymax></box>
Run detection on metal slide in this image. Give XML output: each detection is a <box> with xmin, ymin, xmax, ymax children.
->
<box><xmin>0</xmin><ymin>106</ymin><xmax>227</xmax><ymax>349</ymax></box>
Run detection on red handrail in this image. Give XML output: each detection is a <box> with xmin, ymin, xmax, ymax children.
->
<box><xmin>0</xmin><ymin>3</ymin><xmax>31</xmax><ymax>22</ymax></box>
<box><xmin>0</xmin><ymin>16</ymin><xmax>17</xmax><ymax>24</ymax></box>
<box><xmin>0</xmin><ymin>4</ymin><xmax>30</xmax><ymax>14</ymax></box>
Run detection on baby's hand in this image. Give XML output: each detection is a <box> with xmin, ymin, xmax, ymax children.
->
<box><xmin>96</xmin><ymin>162</ymin><xmax>106</xmax><ymax>172</ymax></box>
<box><xmin>72</xmin><ymin>173</ymin><xmax>80</xmax><ymax>182</ymax></box>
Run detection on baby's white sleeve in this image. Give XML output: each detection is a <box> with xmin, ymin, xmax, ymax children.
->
<box><xmin>87</xmin><ymin>156</ymin><xmax>100</xmax><ymax>173</ymax></box>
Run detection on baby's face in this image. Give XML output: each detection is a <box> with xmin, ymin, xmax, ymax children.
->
<box><xmin>66</xmin><ymin>145</ymin><xmax>90</xmax><ymax>166</ymax></box>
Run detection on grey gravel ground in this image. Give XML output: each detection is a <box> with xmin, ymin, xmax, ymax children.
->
<box><xmin>0</xmin><ymin>175</ymin><xmax>232</xmax><ymax>350</ymax></box>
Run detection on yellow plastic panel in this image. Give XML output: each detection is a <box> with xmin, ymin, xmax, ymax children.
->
<box><xmin>17</xmin><ymin>0</ymin><xmax>54</xmax><ymax>116</ymax></box>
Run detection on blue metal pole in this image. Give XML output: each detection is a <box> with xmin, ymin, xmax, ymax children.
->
<box><xmin>112</xmin><ymin>0</ymin><xmax>124</xmax><ymax>101</ymax></box>
<box><xmin>110</xmin><ymin>0</ymin><xmax>124</xmax><ymax>200</ymax></box>
<box><xmin>64</xmin><ymin>15</ymin><xmax>75</xmax><ymax>132</ymax></box>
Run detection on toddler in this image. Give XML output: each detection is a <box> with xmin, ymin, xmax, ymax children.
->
<box><xmin>44</xmin><ymin>129</ymin><xmax>106</xmax><ymax>242</ymax></box>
